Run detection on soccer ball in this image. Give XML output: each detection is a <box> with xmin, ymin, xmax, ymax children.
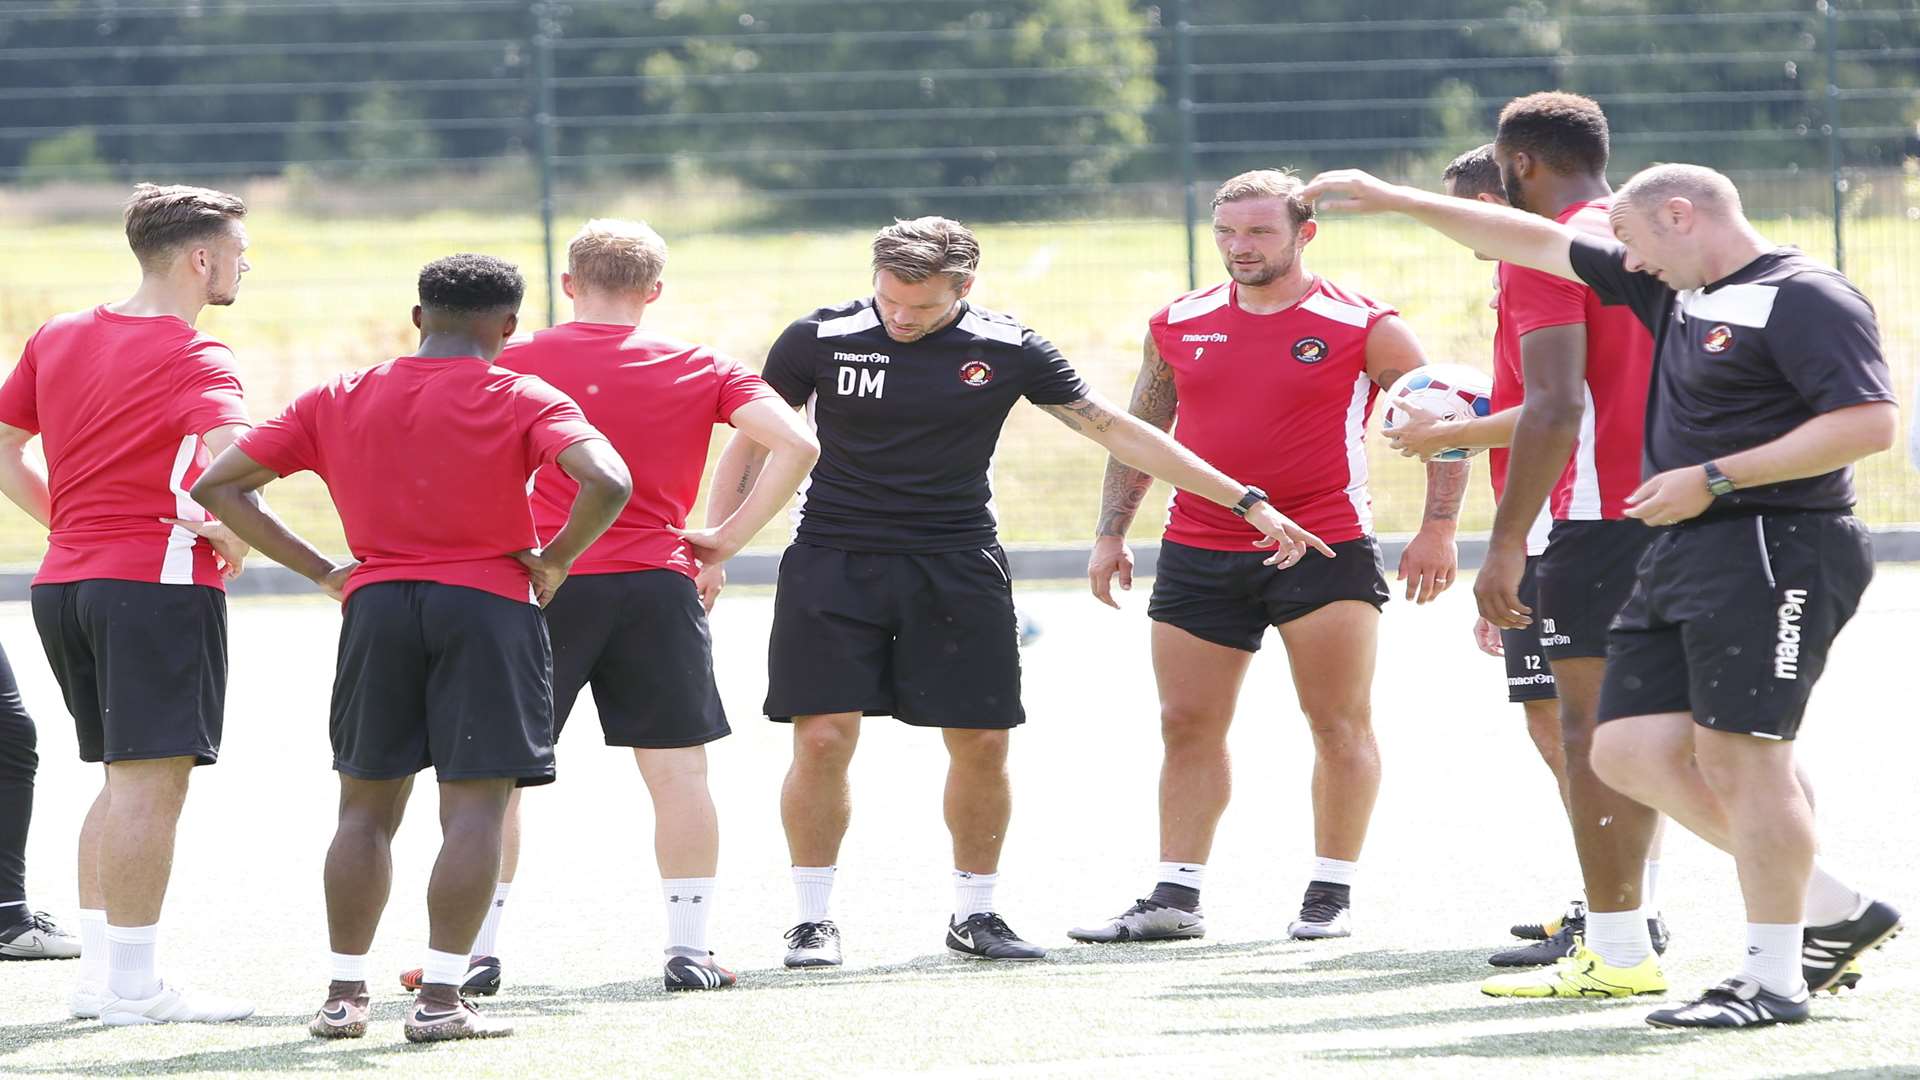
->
<box><xmin>1380</xmin><ymin>364</ymin><xmax>1494</xmax><ymax>461</ymax></box>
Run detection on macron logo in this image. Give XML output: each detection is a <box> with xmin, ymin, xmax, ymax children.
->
<box><xmin>833</xmin><ymin>351</ymin><xmax>890</xmax><ymax>364</ymax></box>
<box><xmin>1180</xmin><ymin>333</ymin><xmax>1229</xmax><ymax>343</ymax></box>
<box><xmin>1774</xmin><ymin>588</ymin><xmax>1808</xmax><ymax>680</ymax></box>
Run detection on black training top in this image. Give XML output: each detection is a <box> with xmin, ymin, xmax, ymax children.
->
<box><xmin>1567</xmin><ymin>234</ymin><xmax>1895</xmax><ymax>521</ymax></box>
<box><xmin>761</xmin><ymin>297</ymin><xmax>1091</xmax><ymax>552</ymax></box>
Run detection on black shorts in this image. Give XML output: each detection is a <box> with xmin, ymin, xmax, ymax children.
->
<box><xmin>765</xmin><ymin>543</ymin><xmax>1023</xmax><ymax>729</ymax></box>
<box><xmin>545</xmin><ymin>570</ymin><xmax>729</xmax><ymax>749</ymax></box>
<box><xmin>1147</xmin><ymin>537</ymin><xmax>1389</xmax><ymax>653</ymax></box>
<box><xmin>1536</xmin><ymin>519</ymin><xmax>1656</xmax><ymax>661</ymax></box>
<box><xmin>331</xmin><ymin>581</ymin><xmax>556</xmax><ymax>785</ymax></box>
<box><xmin>30</xmin><ymin>580</ymin><xmax>227</xmax><ymax>766</ymax></box>
<box><xmin>1503</xmin><ymin>556</ymin><xmax>1557</xmax><ymax>704</ymax></box>
<box><xmin>1598</xmin><ymin>512</ymin><xmax>1873</xmax><ymax>740</ymax></box>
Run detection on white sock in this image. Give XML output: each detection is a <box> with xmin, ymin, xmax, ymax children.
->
<box><xmin>1311</xmin><ymin>857</ymin><xmax>1358</xmax><ymax>887</ymax></box>
<box><xmin>954</xmin><ymin>870</ymin><xmax>998</xmax><ymax>921</ymax></box>
<box><xmin>1743</xmin><ymin>921</ymin><xmax>1805</xmax><ymax>995</ymax></box>
<box><xmin>470</xmin><ymin>882</ymin><xmax>511</xmax><ymax>958</ymax></box>
<box><xmin>792</xmin><ymin>866</ymin><xmax>835</xmax><ymax>925</ymax></box>
<box><xmin>330</xmin><ymin>951</ymin><xmax>368</xmax><ymax>983</ymax></box>
<box><xmin>663</xmin><ymin>877</ymin><xmax>716</xmax><ymax>959</ymax></box>
<box><xmin>1643</xmin><ymin>860</ymin><xmax>1661</xmax><ymax>910</ymax></box>
<box><xmin>1157</xmin><ymin>862</ymin><xmax>1204</xmax><ymax>891</ymax></box>
<box><xmin>77</xmin><ymin>908</ymin><xmax>107</xmax><ymax>989</ymax></box>
<box><xmin>420</xmin><ymin>947</ymin><xmax>469</xmax><ymax>989</ymax></box>
<box><xmin>1804</xmin><ymin>866</ymin><xmax>1864</xmax><ymax>926</ymax></box>
<box><xmin>1586</xmin><ymin>908</ymin><xmax>1653</xmax><ymax>969</ymax></box>
<box><xmin>105</xmin><ymin>922</ymin><xmax>161</xmax><ymax>1001</ymax></box>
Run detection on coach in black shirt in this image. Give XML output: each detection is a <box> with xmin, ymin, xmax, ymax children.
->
<box><xmin>1300</xmin><ymin>163</ymin><xmax>1900</xmax><ymax>1030</ymax></box>
<box><xmin>702</xmin><ymin>216</ymin><xmax>1328</xmax><ymax>969</ymax></box>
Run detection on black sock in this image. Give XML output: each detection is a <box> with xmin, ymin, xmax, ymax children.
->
<box><xmin>1305</xmin><ymin>880</ymin><xmax>1351</xmax><ymax>905</ymax></box>
<box><xmin>1148</xmin><ymin>881</ymin><xmax>1201</xmax><ymax>913</ymax></box>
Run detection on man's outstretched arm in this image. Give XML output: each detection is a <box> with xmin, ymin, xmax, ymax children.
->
<box><xmin>1300</xmin><ymin>169</ymin><xmax>1581</xmax><ymax>282</ymax></box>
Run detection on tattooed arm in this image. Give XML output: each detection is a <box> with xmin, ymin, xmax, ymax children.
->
<box><xmin>1083</xmin><ymin>334</ymin><xmax>1178</xmax><ymax>605</ymax></box>
<box><xmin>1365</xmin><ymin>314</ymin><xmax>1465</xmax><ymax>604</ymax></box>
<box><xmin>1098</xmin><ymin>334</ymin><xmax>1179</xmax><ymax>537</ymax></box>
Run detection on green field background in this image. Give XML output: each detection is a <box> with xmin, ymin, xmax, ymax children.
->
<box><xmin>1</xmin><ymin>204</ymin><xmax>1914</xmax><ymax>566</ymax></box>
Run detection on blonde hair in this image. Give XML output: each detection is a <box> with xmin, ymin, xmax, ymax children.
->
<box><xmin>123</xmin><ymin>183</ymin><xmax>246</xmax><ymax>270</ymax></box>
<box><xmin>1211</xmin><ymin>169</ymin><xmax>1314</xmax><ymax>228</ymax></box>
<box><xmin>567</xmin><ymin>218</ymin><xmax>668</xmax><ymax>293</ymax></box>
<box><xmin>871</xmin><ymin>216</ymin><xmax>981</xmax><ymax>285</ymax></box>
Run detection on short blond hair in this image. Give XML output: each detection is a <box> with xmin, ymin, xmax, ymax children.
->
<box><xmin>123</xmin><ymin>182</ymin><xmax>246</xmax><ymax>270</ymax></box>
<box><xmin>567</xmin><ymin>218</ymin><xmax>668</xmax><ymax>293</ymax></box>
<box><xmin>1211</xmin><ymin>169</ymin><xmax>1314</xmax><ymax>228</ymax></box>
<box><xmin>871</xmin><ymin>216</ymin><xmax>980</xmax><ymax>286</ymax></box>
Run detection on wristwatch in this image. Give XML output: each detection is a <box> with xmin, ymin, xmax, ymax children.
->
<box><xmin>1232</xmin><ymin>485</ymin><xmax>1269</xmax><ymax>518</ymax></box>
<box><xmin>1702</xmin><ymin>461</ymin><xmax>1736</xmax><ymax>497</ymax></box>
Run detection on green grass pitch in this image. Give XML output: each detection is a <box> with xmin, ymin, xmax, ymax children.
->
<box><xmin>2</xmin><ymin>567</ymin><xmax>1916</xmax><ymax>1077</ymax></box>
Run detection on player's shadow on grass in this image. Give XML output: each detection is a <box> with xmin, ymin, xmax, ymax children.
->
<box><xmin>1304</xmin><ymin>1014</ymin><xmax>1862</xmax><ymax>1064</ymax></box>
<box><xmin>0</xmin><ymin>1001</ymin><xmax>450</xmax><ymax>1073</ymax></box>
<box><xmin>511</xmin><ymin>937</ymin><xmax>1305</xmax><ymax>1005</ymax></box>
<box><xmin>1153</xmin><ymin>945</ymin><xmax>1491</xmax><ymax>1003</ymax></box>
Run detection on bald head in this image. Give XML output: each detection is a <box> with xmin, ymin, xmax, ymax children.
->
<box><xmin>1618</xmin><ymin>163</ymin><xmax>1744</xmax><ymax>222</ymax></box>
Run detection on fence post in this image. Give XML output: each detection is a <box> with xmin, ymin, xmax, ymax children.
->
<box><xmin>1172</xmin><ymin>0</ymin><xmax>1198</xmax><ymax>291</ymax></box>
<box><xmin>1822</xmin><ymin>0</ymin><xmax>1844</xmax><ymax>273</ymax></box>
<box><xmin>531</xmin><ymin>0</ymin><xmax>559</xmax><ymax>325</ymax></box>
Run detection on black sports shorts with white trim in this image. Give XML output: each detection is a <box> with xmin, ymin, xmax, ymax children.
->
<box><xmin>30</xmin><ymin>580</ymin><xmax>227</xmax><ymax>766</ymax></box>
<box><xmin>1597</xmin><ymin>512</ymin><xmax>1872</xmax><ymax>740</ymax></box>
<box><xmin>1536</xmin><ymin>519</ymin><xmax>1655</xmax><ymax>662</ymax></box>
<box><xmin>765</xmin><ymin>542</ymin><xmax>1023</xmax><ymax>729</ymax></box>
<box><xmin>545</xmin><ymin>570</ymin><xmax>729</xmax><ymax>749</ymax></box>
<box><xmin>1147</xmin><ymin>536</ymin><xmax>1389</xmax><ymax>654</ymax></box>
<box><xmin>331</xmin><ymin>581</ymin><xmax>557</xmax><ymax>785</ymax></box>
<box><xmin>1503</xmin><ymin>556</ymin><xmax>1557</xmax><ymax>703</ymax></box>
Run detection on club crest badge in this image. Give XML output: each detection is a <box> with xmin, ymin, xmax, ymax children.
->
<box><xmin>959</xmin><ymin>360</ymin><xmax>993</xmax><ymax>386</ymax></box>
<box><xmin>1703</xmin><ymin>324</ymin><xmax>1734</xmax><ymax>354</ymax></box>
<box><xmin>1292</xmin><ymin>337</ymin><xmax>1329</xmax><ymax>364</ymax></box>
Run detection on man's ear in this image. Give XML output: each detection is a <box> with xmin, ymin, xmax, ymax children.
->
<box><xmin>411</xmin><ymin>305</ymin><xmax>424</xmax><ymax>330</ymax></box>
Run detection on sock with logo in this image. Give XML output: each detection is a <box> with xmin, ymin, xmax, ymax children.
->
<box><xmin>420</xmin><ymin>947</ymin><xmax>469</xmax><ymax>990</ymax></box>
<box><xmin>1743</xmin><ymin>921</ymin><xmax>1805</xmax><ymax>996</ymax></box>
<box><xmin>105</xmin><ymin>922</ymin><xmax>161</xmax><ymax>1001</ymax></box>
<box><xmin>1149</xmin><ymin>861</ymin><xmax>1204</xmax><ymax>912</ymax></box>
<box><xmin>663</xmin><ymin>877</ymin><xmax>716</xmax><ymax>959</ymax></box>
<box><xmin>1585</xmin><ymin>908</ymin><xmax>1653</xmax><ymax>969</ymax></box>
<box><xmin>1311</xmin><ymin>857</ymin><xmax>1358</xmax><ymax>888</ymax></box>
<box><xmin>470</xmin><ymin>881</ymin><xmax>510</xmax><ymax>959</ymax></box>
<box><xmin>1804</xmin><ymin>866</ymin><xmax>1864</xmax><ymax>927</ymax></box>
<box><xmin>77</xmin><ymin>908</ymin><xmax>107</xmax><ymax>989</ymax></box>
<box><xmin>793</xmin><ymin>866</ymin><xmax>835</xmax><ymax>925</ymax></box>
<box><xmin>954</xmin><ymin>869</ymin><xmax>998</xmax><ymax>921</ymax></box>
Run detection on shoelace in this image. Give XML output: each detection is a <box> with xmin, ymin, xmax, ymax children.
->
<box><xmin>965</xmin><ymin>913</ymin><xmax>1018</xmax><ymax>939</ymax></box>
<box><xmin>1120</xmin><ymin>898</ymin><xmax>1169</xmax><ymax>918</ymax></box>
<box><xmin>1297</xmin><ymin>891</ymin><xmax>1346</xmax><ymax>925</ymax></box>
<box><xmin>26</xmin><ymin>911</ymin><xmax>64</xmax><ymax>935</ymax></box>
<box><xmin>785</xmin><ymin>921</ymin><xmax>837</xmax><ymax>949</ymax></box>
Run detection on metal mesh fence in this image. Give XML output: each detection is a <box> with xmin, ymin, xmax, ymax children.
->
<box><xmin>0</xmin><ymin>0</ymin><xmax>1915</xmax><ymax>563</ymax></box>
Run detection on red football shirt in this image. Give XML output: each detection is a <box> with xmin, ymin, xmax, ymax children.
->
<box><xmin>0</xmin><ymin>306</ymin><xmax>250</xmax><ymax>589</ymax></box>
<box><xmin>1147</xmin><ymin>278</ymin><xmax>1394</xmax><ymax>550</ymax></box>
<box><xmin>237</xmin><ymin>356</ymin><xmax>604</xmax><ymax>604</ymax></box>
<box><xmin>1498</xmin><ymin>198</ymin><xmax>1654</xmax><ymax>520</ymax></box>
<box><xmin>1488</xmin><ymin>271</ymin><xmax>1566</xmax><ymax>557</ymax></box>
<box><xmin>499</xmin><ymin>322</ymin><xmax>781</xmax><ymax>578</ymax></box>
